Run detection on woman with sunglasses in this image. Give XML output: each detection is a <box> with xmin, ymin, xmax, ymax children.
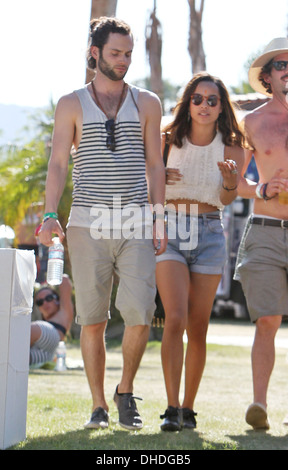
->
<box><xmin>156</xmin><ymin>72</ymin><xmax>244</xmax><ymax>431</ymax></box>
<box><xmin>30</xmin><ymin>274</ymin><xmax>74</xmax><ymax>368</ymax></box>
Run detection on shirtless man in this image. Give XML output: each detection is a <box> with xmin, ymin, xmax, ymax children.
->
<box><xmin>39</xmin><ymin>17</ymin><xmax>166</xmax><ymax>430</ymax></box>
<box><xmin>235</xmin><ymin>38</ymin><xmax>288</xmax><ymax>430</ymax></box>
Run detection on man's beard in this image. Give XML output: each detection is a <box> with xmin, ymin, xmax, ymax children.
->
<box><xmin>98</xmin><ymin>51</ymin><xmax>128</xmax><ymax>81</ymax></box>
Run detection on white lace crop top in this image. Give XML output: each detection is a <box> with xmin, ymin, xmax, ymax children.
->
<box><xmin>165</xmin><ymin>132</ymin><xmax>225</xmax><ymax>210</ymax></box>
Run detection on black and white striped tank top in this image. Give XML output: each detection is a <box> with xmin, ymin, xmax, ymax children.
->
<box><xmin>71</xmin><ymin>84</ymin><xmax>148</xmax><ymax>210</ymax></box>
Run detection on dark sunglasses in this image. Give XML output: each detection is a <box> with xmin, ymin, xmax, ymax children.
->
<box><xmin>35</xmin><ymin>294</ymin><xmax>57</xmax><ymax>307</ymax></box>
<box><xmin>272</xmin><ymin>60</ymin><xmax>288</xmax><ymax>71</ymax></box>
<box><xmin>191</xmin><ymin>93</ymin><xmax>219</xmax><ymax>107</ymax></box>
<box><xmin>105</xmin><ymin>119</ymin><xmax>116</xmax><ymax>151</ymax></box>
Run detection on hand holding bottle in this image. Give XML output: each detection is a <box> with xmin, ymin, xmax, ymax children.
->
<box><xmin>38</xmin><ymin>212</ymin><xmax>65</xmax><ymax>247</ymax></box>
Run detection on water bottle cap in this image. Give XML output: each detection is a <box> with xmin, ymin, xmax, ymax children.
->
<box><xmin>52</xmin><ymin>236</ymin><xmax>60</xmax><ymax>244</ymax></box>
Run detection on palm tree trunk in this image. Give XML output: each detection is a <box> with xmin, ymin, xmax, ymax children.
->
<box><xmin>145</xmin><ymin>1</ymin><xmax>164</xmax><ymax>110</ymax></box>
<box><xmin>90</xmin><ymin>0</ymin><xmax>117</xmax><ymax>19</ymax></box>
<box><xmin>187</xmin><ymin>0</ymin><xmax>206</xmax><ymax>74</ymax></box>
<box><xmin>85</xmin><ymin>0</ymin><xmax>118</xmax><ymax>83</ymax></box>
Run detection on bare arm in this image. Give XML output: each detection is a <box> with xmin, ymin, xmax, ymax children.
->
<box><xmin>218</xmin><ymin>145</ymin><xmax>245</xmax><ymax>205</ymax></box>
<box><xmin>39</xmin><ymin>94</ymin><xmax>78</xmax><ymax>246</ymax></box>
<box><xmin>236</xmin><ymin>147</ymin><xmax>259</xmax><ymax>199</ymax></box>
<box><xmin>236</xmin><ymin>114</ymin><xmax>267</xmax><ymax>199</ymax></box>
<box><xmin>139</xmin><ymin>90</ymin><xmax>167</xmax><ymax>254</ymax></box>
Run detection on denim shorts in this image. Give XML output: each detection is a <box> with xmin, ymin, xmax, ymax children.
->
<box><xmin>156</xmin><ymin>210</ymin><xmax>226</xmax><ymax>275</ymax></box>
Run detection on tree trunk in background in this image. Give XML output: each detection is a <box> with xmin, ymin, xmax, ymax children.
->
<box><xmin>90</xmin><ymin>0</ymin><xmax>117</xmax><ymax>19</ymax></box>
<box><xmin>145</xmin><ymin>1</ymin><xmax>164</xmax><ymax>111</ymax></box>
<box><xmin>85</xmin><ymin>0</ymin><xmax>118</xmax><ymax>83</ymax></box>
<box><xmin>187</xmin><ymin>0</ymin><xmax>206</xmax><ymax>74</ymax></box>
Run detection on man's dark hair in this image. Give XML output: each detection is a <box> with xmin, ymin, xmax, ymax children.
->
<box><xmin>259</xmin><ymin>59</ymin><xmax>273</xmax><ymax>95</ymax></box>
<box><xmin>87</xmin><ymin>16</ymin><xmax>132</xmax><ymax>70</ymax></box>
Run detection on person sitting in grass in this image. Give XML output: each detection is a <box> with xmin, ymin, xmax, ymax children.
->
<box><xmin>30</xmin><ymin>274</ymin><xmax>74</xmax><ymax>368</ymax></box>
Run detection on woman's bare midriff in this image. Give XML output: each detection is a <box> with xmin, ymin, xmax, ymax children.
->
<box><xmin>166</xmin><ymin>199</ymin><xmax>219</xmax><ymax>215</ymax></box>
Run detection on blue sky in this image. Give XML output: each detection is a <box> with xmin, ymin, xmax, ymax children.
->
<box><xmin>0</xmin><ymin>0</ymin><xmax>287</xmax><ymax>107</ymax></box>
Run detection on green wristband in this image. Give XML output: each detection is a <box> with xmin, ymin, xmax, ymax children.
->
<box><xmin>43</xmin><ymin>212</ymin><xmax>58</xmax><ymax>219</ymax></box>
<box><xmin>43</xmin><ymin>212</ymin><xmax>58</xmax><ymax>223</ymax></box>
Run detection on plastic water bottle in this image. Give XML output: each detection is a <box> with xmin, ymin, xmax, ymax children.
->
<box><xmin>47</xmin><ymin>237</ymin><xmax>64</xmax><ymax>285</ymax></box>
<box><xmin>55</xmin><ymin>341</ymin><xmax>67</xmax><ymax>371</ymax></box>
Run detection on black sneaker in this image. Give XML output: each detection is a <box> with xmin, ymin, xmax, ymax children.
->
<box><xmin>160</xmin><ymin>406</ymin><xmax>182</xmax><ymax>432</ymax></box>
<box><xmin>113</xmin><ymin>386</ymin><xmax>143</xmax><ymax>430</ymax></box>
<box><xmin>182</xmin><ymin>408</ymin><xmax>197</xmax><ymax>429</ymax></box>
<box><xmin>84</xmin><ymin>407</ymin><xmax>109</xmax><ymax>429</ymax></box>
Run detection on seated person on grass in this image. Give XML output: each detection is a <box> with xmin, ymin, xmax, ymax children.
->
<box><xmin>30</xmin><ymin>274</ymin><xmax>74</xmax><ymax>368</ymax></box>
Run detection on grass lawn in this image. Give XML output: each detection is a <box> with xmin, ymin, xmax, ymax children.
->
<box><xmin>9</xmin><ymin>325</ymin><xmax>288</xmax><ymax>451</ymax></box>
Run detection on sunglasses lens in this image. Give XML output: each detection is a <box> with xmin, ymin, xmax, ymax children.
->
<box><xmin>191</xmin><ymin>94</ymin><xmax>203</xmax><ymax>106</ymax></box>
<box><xmin>105</xmin><ymin>119</ymin><xmax>115</xmax><ymax>134</ymax></box>
<box><xmin>207</xmin><ymin>97</ymin><xmax>218</xmax><ymax>107</ymax></box>
<box><xmin>273</xmin><ymin>61</ymin><xmax>288</xmax><ymax>71</ymax></box>
<box><xmin>106</xmin><ymin>136</ymin><xmax>116</xmax><ymax>151</ymax></box>
<box><xmin>105</xmin><ymin>119</ymin><xmax>116</xmax><ymax>151</ymax></box>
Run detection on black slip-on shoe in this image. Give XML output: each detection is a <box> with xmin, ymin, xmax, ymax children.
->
<box><xmin>182</xmin><ymin>408</ymin><xmax>197</xmax><ymax>429</ymax></box>
<box><xmin>160</xmin><ymin>406</ymin><xmax>182</xmax><ymax>432</ymax></box>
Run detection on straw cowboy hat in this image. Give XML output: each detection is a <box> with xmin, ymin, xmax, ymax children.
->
<box><xmin>248</xmin><ymin>37</ymin><xmax>288</xmax><ymax>95</ymax></box>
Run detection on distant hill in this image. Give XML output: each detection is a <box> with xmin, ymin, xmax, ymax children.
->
<box><xmin>0</xmin><ymin>103</ymin><xmax>40</xmax><ymax>146</ymax></box>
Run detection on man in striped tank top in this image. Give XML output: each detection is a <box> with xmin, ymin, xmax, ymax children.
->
<box><xmin>39</xmin><ymin>17</ymin><xmax>167</xmax><ymax>431</ymax></box>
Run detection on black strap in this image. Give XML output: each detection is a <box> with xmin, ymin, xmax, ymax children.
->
<box><xmin>163</xmin><ymin>133</ymin><xmax>170</xmax><ymax>166</ymax></box>
<box><xmin>48</xmin><ymin>321</ymin><xmax>67</xmax><ymax>335</ymax></box>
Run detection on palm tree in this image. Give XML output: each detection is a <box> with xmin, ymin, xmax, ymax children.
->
<box><xmin>187</xmin><ymin>0</ymin><xmax>206</xmax><ymax>73</ymax></box>
<box><xmin>0</xmin><ymin>103</ymin><xmax>72</xmax><ymax>238</ymax></box>
<box><xmin>85</xmin><ymin>0</ymin><xmax>118</xmax><ymax>83</ymax></box>
<box><xmin>145</xmin><ymin>1</ymin><xmax>164</xmax><ymax>110</ymax></box>
<box><xmin>90</xmin><ymin>0</ymin><xmax>117</xmax><ymax>18</ymax></box>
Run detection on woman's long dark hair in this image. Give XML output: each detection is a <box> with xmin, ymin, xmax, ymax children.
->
<box><xmin>164</xmin><ymin>72</ymin><xmax>245</xmax><ymax>148</ymax></box>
